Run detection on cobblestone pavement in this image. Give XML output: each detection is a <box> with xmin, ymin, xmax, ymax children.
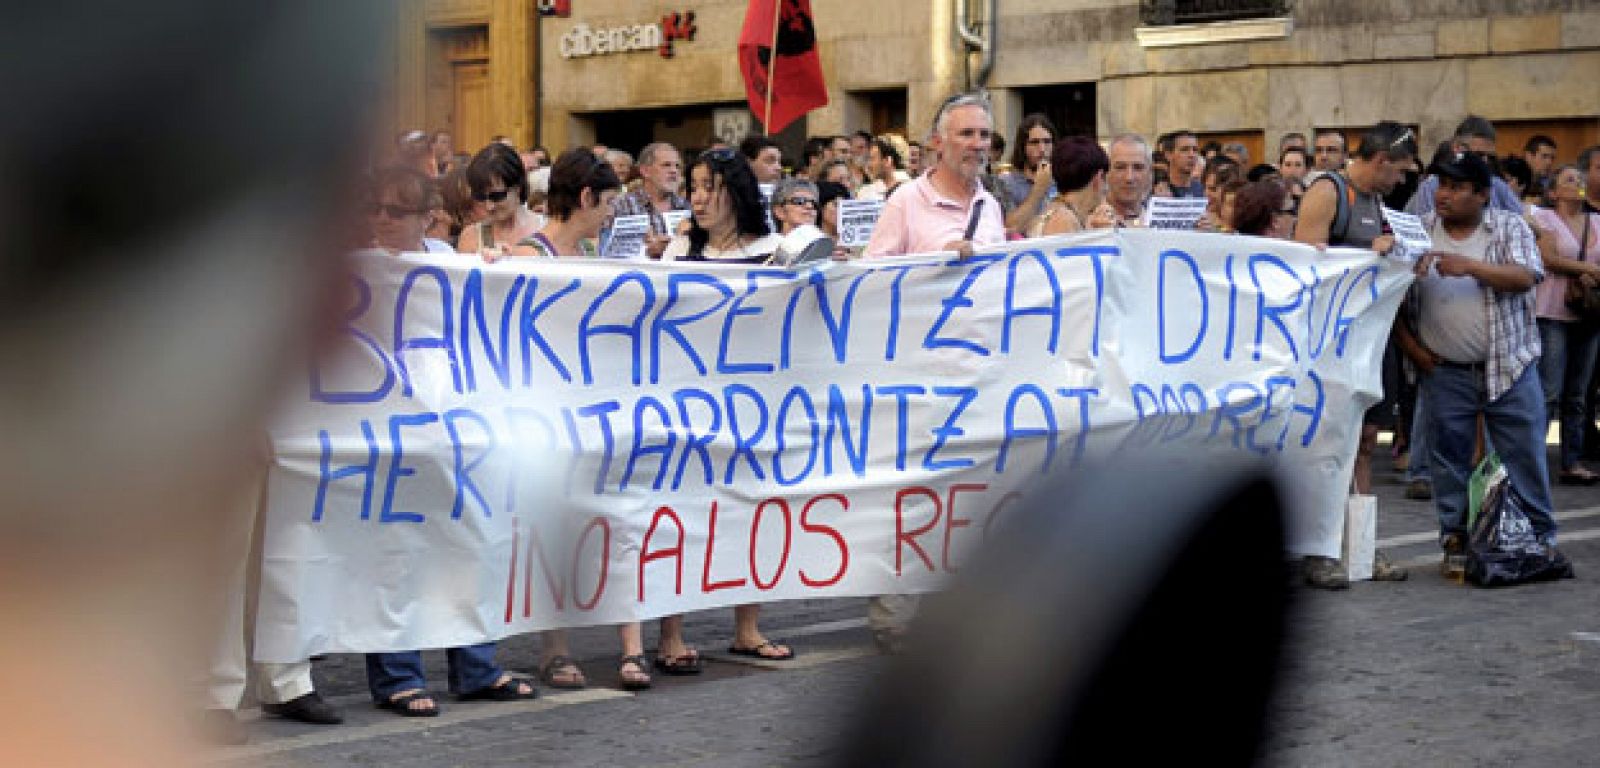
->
<box><xmin>208</xmin><ymin>446</ymin><xmax>1600</xmax><ymax>767</ymax></box>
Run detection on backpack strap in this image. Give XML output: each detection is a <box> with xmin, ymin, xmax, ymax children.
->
<box><xmin>1323</xmin><ymin>171</ymin><xmax>1356</xmax><ymax>244</ymax></box>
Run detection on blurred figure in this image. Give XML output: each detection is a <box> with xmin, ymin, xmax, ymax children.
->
<box><xmin>1229</xmin><ymin>180</ymin><xmax>1295</xmax><ymax>238</ymax></box>
<box><xmin>740</xmin><ymin>135</ymin><xmax>785</xmax><ymax>184</ymax></box>
<box><xmin>906</xmin><ymin>140</ymin><xmax>925</xmax><ymax>177</ymax></box>
<box><xmin>858</xmin><ymin>137</ymin><xmax>906</xmax><ymax>201</ymax></box>
<box><xmin>604</xmin><ymin>148</ymin><xmax>635</xmax><ymax>186</ymax></box>
<box><xmin>1032</xmin><ymin>136</ymin><xmax>1115</xmax><ymax>236</ymax></box>
<box><xmin>1106</xmin><ymin>134</ymin><xmax>1154</xmax><ymax>225</ymax></box>
<box><xmin>1523</xmin><ymin>134</ymin><xmax>1557</xmax><ymax>201</ymax></box>
<box><xmin>770</xmin><ymin>177</ymin><xmax>820</xmax><ymax>234</ymax></box>
<box><xmin>0</xmin><ymin>1</ymin><xmax>386</xmax><ymax>762</ymax></box>
<box><xmin>816</xmin><ymin>180</ymin><xmax>850</xmax><ymax>241</ymax></box>
<box><xmin>429</xmin><ymin>130</ymin><xmax>454</xmax><ymax>176</ymax></box>
<box><xmin>1222</xmin><ymin>142</ymin><xmax>1250</xmax><ymax>166</ymax></box>
<box><xmin>1311</xmin><ymin>127</ymin><xmax>1347</xmax><ymax>173</ymax></box>
<box><xmin>396</xmin><ymin>129</ymin><xmax>433</xmax><ymax>175</ymax></box>
<box><xmin>998</xmin><ymin>114</ymin><xmax>1058</xmax><ymax>234</ymax></box>
<box><xmin>1279</xmin><ymin>146</ymin><xmax>1310</xmax><ymax>183</ymax></box>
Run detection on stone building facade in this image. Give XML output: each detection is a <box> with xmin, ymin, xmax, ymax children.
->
<box><xmin>389</xmin><ymin>0</ymin><xmax>1600</xmax><ymax>164</ymax></box>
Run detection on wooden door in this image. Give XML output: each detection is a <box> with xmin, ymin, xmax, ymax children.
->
<box><xmin>453</xmin><ymin>61</ymin><xmax>491</xmax><ymax>154</ymax></box>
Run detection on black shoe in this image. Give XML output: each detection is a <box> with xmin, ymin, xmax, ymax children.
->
<box><xmin>196</xmin><ymin>709</ymin><xmax>248</xmax><ymax>746</ymax></box>
<box><xmin>263</xmin><ymin>692</ymin><xmax>344</xmax><ymax>725</ymax></box>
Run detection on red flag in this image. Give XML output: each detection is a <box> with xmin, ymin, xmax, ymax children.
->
<box><xmin>738</xmin><ymin>0</ymin><xmax>828</xmax><ymax>135</ymax></box>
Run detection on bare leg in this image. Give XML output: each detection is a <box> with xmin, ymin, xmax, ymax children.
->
<box><xmin>732</xmin><ymin>604</ymin><xmax>791</xmax><ymax>658</ymax></box>
<box><xmin>1353</xmin><ymin>424</ymin><xmax>1379</xmax><ymax>495</ymax></box>
<box><xmin>538</xmin><ymin>629</ymin><xmax>584</xmax><ymax>688</ymax></box>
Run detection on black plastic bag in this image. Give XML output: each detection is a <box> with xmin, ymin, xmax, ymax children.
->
<box><xmin>1466</xmin><ymin>476</ymin><xmax>1574</xmax><ymax>587</ymax></box>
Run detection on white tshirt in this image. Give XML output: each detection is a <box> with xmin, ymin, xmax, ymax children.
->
<box><xmin>1418</xmin><ymin>219</ymin><xmax>1490</xmax><ymax>363</ymax></box>
<box><xmin>662</xmin><ymin>233</ymin><xmax>782</xmax><ymax>263</ymax></box>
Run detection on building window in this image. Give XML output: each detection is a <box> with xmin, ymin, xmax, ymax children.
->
<box><xmin>1139</xmin><ymin>0</ymin><xmax>1291</xmax><ymax>26</ymax></box>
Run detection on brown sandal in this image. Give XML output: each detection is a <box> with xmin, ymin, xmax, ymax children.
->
<box><xmin>619</xmin><ymin>655</ymin><xmax>653</xmax><ymax>691</ymax></box>
<box><xmin>538</xmin><ymin>655</ymin><xmax>587</xmax><ymax>690</ymax></box>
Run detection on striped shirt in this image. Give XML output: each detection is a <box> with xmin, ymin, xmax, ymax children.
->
<box><xmin>1408</xmin><ymin>208</ymin><xmax>1543</xmax><ymax>401</ymax></box>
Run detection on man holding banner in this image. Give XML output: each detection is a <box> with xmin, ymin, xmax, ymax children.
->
<box><xmin>864</xmin><ymin>93</ymin><xmax>1004</xmax><ymax>260</ymax></box>
<box><xmin>1295</xmin><ymin>121</ymin><xmax>1416</xmax><ymax>588</ymax></box>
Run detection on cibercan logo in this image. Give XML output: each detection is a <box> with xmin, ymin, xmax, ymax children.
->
<box><xmin>559</xmin><ymin>11</ymin><xmax>697</xmax><ymax>59</ymax></box>
<box><xmin>537</xmin><ymin>0</ymin><xmax>572</xmax><ymax>17</ymax></box>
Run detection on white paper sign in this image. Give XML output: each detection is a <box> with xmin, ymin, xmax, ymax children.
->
<box><xmin>760</xmin><ymin>183</ymin><xmax>776</xmax><ymax>234</ymax></box>
<box><xmin>661</xmin><ymin>209</ymin><xmax>691</xmax><ymax>237</ymax></box>
<box><xmin>837</xmin><ymin>199</ymin><xmax>884</xmax><ymax>247</ymax></box>
<box><xmin>1143</xmin><ymin>197</ymin><xmax>1212</xmax><ymax>230</ymax></box>
<box><xmin>1381</xmin><ymin>206</ymin><xmax>1432</xmax><ymax>253</ymax></box>
<box><xmin>257</xmin><ymin>231</ymin><xmax>1412</xmax><ymax>661</ymax></box>
<box><xmin>602</xmin><ymin>214</ymin><xmax>650</xmax><ymax>260</ymax></box>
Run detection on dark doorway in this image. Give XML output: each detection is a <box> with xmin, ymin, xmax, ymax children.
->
<box><xmin>1020</xmin><ymin>83</ymin><xmax>1097</xmax><ymax>140</ymax></box>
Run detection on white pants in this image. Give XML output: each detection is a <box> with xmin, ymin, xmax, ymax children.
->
<box><xmin>200</xmin><ymin>469</ymin><xmax>314</xmax><ymax>710</ymax></box>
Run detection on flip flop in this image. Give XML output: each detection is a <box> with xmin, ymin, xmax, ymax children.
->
<box><xmin>378</xmin><ymin>690</ymin><xmax>440</xmax><ymax>718</ymax></box>
<box><xmin>653</xmin><ymin>651</ymin><xmax>702</xmax><ymax>675</ymax></box>
<box><xmin>727</xmin><ymin>641</ymin><xmax>795</xmax><ymax>661</ymax></box>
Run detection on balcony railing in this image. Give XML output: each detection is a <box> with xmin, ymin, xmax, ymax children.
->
<box><xmin>1140</xmin><ymin>0</ymin><xmax>1291</xmax><ymax>26</ymax></box>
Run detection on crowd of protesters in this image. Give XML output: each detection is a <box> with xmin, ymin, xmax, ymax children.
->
<box><xmin>205</xmin><ymin>98</ymin><xmax>1600</xmax><ymax>740</ymax></box>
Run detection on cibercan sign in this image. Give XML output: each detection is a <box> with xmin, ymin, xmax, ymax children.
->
<box><xmin>559</xmin><ymin>12</ymin><xmax>697</xmax><ymax>59</ymax></box>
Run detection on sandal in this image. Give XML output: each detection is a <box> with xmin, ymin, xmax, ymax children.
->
<box><xmin>727</xmin><ymin>641</ymin><xmax>796</xmax><ymax>661</ymax></box>
<box><xmin>378</xmin><ymin>690</ymin><xmax>440</xmax><ymax>718</ymax></box>
<box><xmin>653</xmin><ymin>649</ymin><xmax>703</xmax><ymax>675</ymax></box>
<box><xmin>539</xmin><ymin>655</ymin><xmax>587</xmax><ymax>690</ymax></box>
<box><xmin>619</xmin><ymin>655</ymin><xmax>653</xmax><ymax>691</ymax></box>
<box><xmin>457</xmin><ymin>675</ymin><xmax>538</xmax><ymax>702</ymax></box>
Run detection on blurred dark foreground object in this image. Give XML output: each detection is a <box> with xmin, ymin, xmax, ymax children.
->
<box><xmin>0</xmin><ymin>2</ymin><xmax>385</xmax><ymax>763</ymax></box>
<box><xmin>841</xmin><ymin>458</ymin><xmax>1293</xmax><ymax>767</ymax></box>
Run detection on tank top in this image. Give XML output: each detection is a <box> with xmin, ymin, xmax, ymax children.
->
<box><xmin>1321</xmin><ymin>172</ymin><xmax>1385</xmax><ymax>248</ymax></box>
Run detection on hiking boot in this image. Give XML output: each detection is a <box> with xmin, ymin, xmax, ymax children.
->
<box><xmin>1370</xmin><ymin>549</ymin><xmax>1408</xmax><ymax>581</ymax></box>
<box><xmin>1303</xmin><ymin>555</ymin><xmax>1349</xmax><ymax>590</ymax></box>
<box><xmin>1404</xmin><ymin>479</ymin><xmax>1432</xmax><ymax>500</ymax></box>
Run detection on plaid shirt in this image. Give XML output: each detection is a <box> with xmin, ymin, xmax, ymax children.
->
<box><xmin>610</xmin><ymin>187</ymin><xmax>688</xmax><ymax>235</ymax></box>
<box><xmin>1408</xmin><ymin>208</ymin><xmax>1543</xmax><ymax>401</ymax></box>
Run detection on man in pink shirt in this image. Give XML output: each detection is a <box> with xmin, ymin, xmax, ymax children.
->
<box><xmin>864</xmin><ymin>93</ymin><xmax>1007</xmax><ymax>258</ymax></box>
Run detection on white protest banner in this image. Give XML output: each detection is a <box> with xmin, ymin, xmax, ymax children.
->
<box><xmin>837</xmin><ymin>199</ymin><xmax>884</xmax><ymax>248</ymax></box>
<box><xmin>1382</xmin><ymin>206</ymin><xmax>1432</xmax><ymax>254</ymax></box>
<box><xmin>258</xmin><ymin>231</ymin><xmax>1410</xmax><ymax>661</ymax></box>
<box><xmin>1144</xmin><ymin>196</ymin><xmax>1211</xmax><ymax>230</ymax></box>
<box><xmin>602</xmin><ymin>214</ymin><xmax>650</xmax><ymax>260</ymax></box>
<box><xmin>661</xmin><ymin>209</ymin><xmax>691</xmax><ymax>238</ymax></box>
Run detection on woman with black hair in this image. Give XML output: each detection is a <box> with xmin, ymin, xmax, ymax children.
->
<box><xmin>663</xmin><ymin>149</ymin><xmax>782</xmax><ymax>264</ymax></box>
<box><xmin>656</xmin><ymin>150</ymin><xmax>797</xmax><ymax>666</ymax></box>
<box><xmin>458</xmin><ymin>142</ymin><xmax>541</xmax><ymax>257</ymax></box>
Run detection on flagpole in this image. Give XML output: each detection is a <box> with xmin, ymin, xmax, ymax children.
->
<box><xmin>763</xmin><ymin>0</ymin><xmax>781</xmax><ymax>135</ymax></box>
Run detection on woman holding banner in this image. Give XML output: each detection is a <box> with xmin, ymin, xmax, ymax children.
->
<box><xmin>658</xmin><ymin>149</ymin><xmax>796</xmax><ymax>664</ymax></box>
<box><xmin>663</xmin><ymin>149</ymin><xmax>783</xmax><ymax>266</ymax></box>
<box><xmin>363</xmin><ymin>168</ymin><xmax>539</xmax><ymax>715</ymax></box>
<box><xmin>497</xmin><ymin>148</ymin><xmax>657</xmax><ymax>689</ymax></box>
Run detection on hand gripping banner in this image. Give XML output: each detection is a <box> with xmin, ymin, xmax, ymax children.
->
<box><xmin>255</xmin><ymin>229</ymin><xmax>1410</xmax><ymax>661</ymax></box>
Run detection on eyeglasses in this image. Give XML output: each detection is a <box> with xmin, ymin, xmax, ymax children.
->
<box><xmin>473</xmin><ymin>187</ymin><xmax>511</xmax><ymax>203</ymax></box>
<box><xmin>781</xmin><ymin>197</ymin><xmax>818</xmax><ymax>208</ymax></box>
<box><xmin>369</xmin><ymin>203</ymin><xmax>426</xmax><ymax>219</ymax></box>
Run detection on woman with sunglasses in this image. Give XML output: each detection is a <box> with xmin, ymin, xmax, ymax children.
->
<box><xmin>662</xmin><ymin>149</ymin><xmax>783</xmax><ymax>264</ymax></box>
<box><xmin>770</xmin><ymin>177</ymin><xmax>820</xmax><ymax>235</ymax></box>
<box><xmin>360</xmin><ymin>166</ymin><xmax>539</xmax><ymax>716</ymax></box>
<box><xmin>368</xmin><ymin>166</ymin><xmax>453</xmax><ymax>255</ymax></box>
<box><xmin>458</xmin><ymin>142</ymin><xmax>541</xmax><ymax>258</ymax></box>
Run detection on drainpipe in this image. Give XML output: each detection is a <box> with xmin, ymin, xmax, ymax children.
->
<box><xmin>954</xmin><ymin>0</ymin><xmax>996</xmax><ymax>89</ymax></box>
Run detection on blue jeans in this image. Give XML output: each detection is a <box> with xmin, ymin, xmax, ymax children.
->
<box><xmin>1537</xmin><ymin>318</ymin><xmax>1600</xmax><ymax>471</ymax></box>
<box><xmin>1406</xmin><ymin>389</ymin><xmax>1430</xmax><ymax>483</ymax></box>
<box><xmin>1423</xmin><ymin>362</ymin><xmax>1558</xmax><ymax>542</ymax></box>
<box><xmin>366</xmin><ymin>642</ymin><xmax>503</xmax><ymax>701</ymax></box>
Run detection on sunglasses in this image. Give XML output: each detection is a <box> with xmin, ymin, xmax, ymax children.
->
<box><xmin>782</xmin><ymin>197</ymin><xmax>818</xmax><ymax>208</ymax></box>
<box><xmin>473</xmin><ymin>187</ymin><xmax>511</xmax><ymax>203</ymax></box>
<box><xmin>369</xmin><ymin>203</ymin><xmax>426</xmax><ymax>218</ymax></box>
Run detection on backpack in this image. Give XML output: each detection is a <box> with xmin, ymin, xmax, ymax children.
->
<box><xmin>1315</xmin><ymin>171</ymin><xmax>1359</xmax><ymax>245</ymax></box>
